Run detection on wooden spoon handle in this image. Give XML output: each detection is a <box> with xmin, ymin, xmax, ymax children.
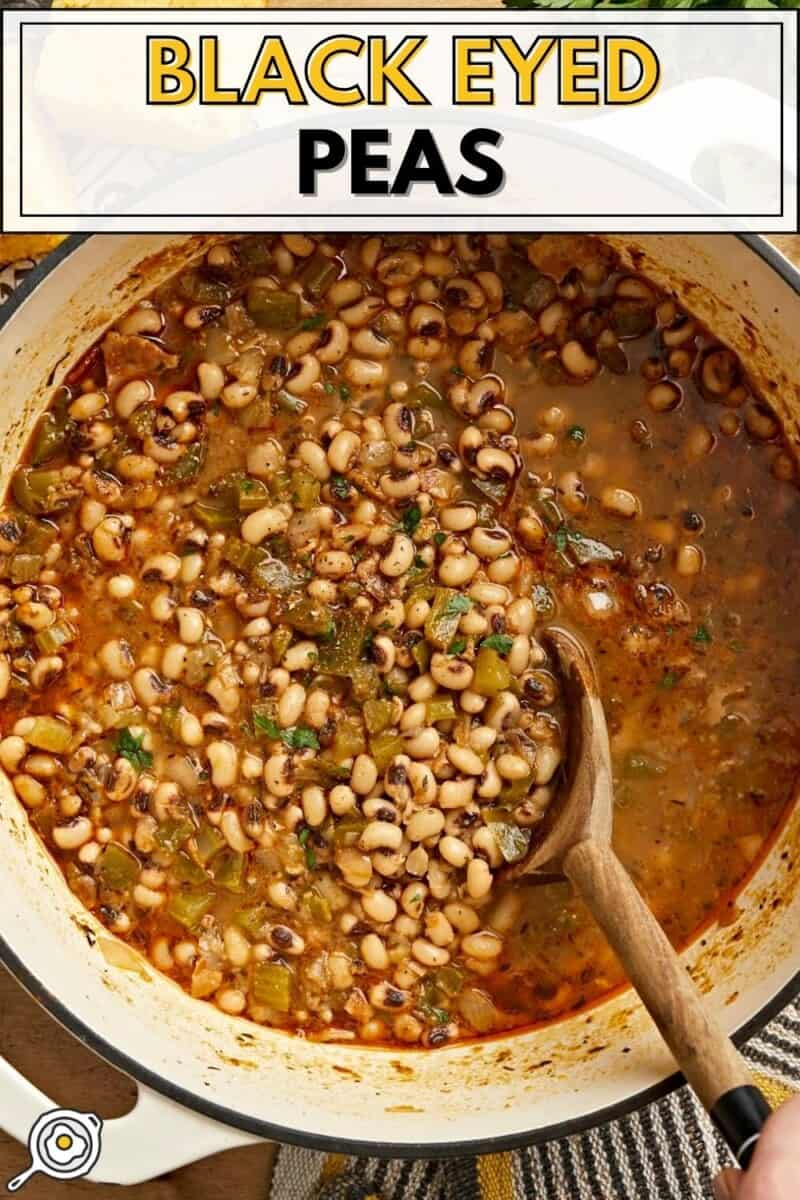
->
<box><xmin>564</xmin><ymin>838</ymin><xmax>770</xmax><ymax>1166</ymax></box>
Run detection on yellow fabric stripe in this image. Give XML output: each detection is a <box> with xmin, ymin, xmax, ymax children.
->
<box><xmin>751</xmin><ymin>1070</ymin><xmax>797</xmax><ymax>1109</ymax></box>
<box><xmin>320</xmin><ymin>1153</ymin><xmax>348</xmax><ymax>1182</ymax></box>
<box><xmin>478</xmin><ymin>1151</ymin><xmax>516</xmax><ymax>1200</ymax></box>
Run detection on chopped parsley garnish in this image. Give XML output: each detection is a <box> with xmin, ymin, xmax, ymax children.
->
<box><xmin>443</xmin><ymin>594</ymin><xmax>472</xmax><ymax>619</ymax></box>
<box><xmin>281</xmin><ymin>726</ymin><xmax>320</xmax><ymax>751</ymax></box>
<box><xmin>567</xmin><ymin>424</ymin><xmax>586</xmax><ymax>444</ymax></box>
<box><xmin>330</xmin><ymin>474</ymin><xmax>350</xmax><ymax>500</ymax></box>
<box><xmin>413</xmin><ymin>554</ymin><xmax>426</xmax><ymax>569</ymax></box>
<box><xmin>449</xmin><ymin>365</ymin><xmax>465</xmax><ymax>376</ymax></box>
<box><xmin>253</xmin><ymin>712</ymin><xmax>281</xmax><ymax>739</ymax></box>
<box><xmin>253</xmin><ymin>713</ymin><xmax>319</xmax><ymax>750</ymax></box>
<box><xmin>659</xmin><ymin>670</ymin><xmax>679</xmax><ymax>690</ymax></box>
<box><xmin>401</xmin><ymin>504</ymin><xmax>422</xmax><ymax>536</ymax></box>
<box><xmin>114</xmin><ymin>727</ymin><xmax>153</xmax><ymax>771</ymax></box>
<box><xmin>339</xmin><ymin>384</ymin><xmax>351</xmax><ymax>401</ymax></box>
<box><xmin>301</xmin><ymin>313</ymin><xmax>327</xmax><ymax>331</ymax></box>
<box><xmin>448</xmin><ymin>638</ymin><xmax>467</xmax><ymax>656</ymax></box>
<box><xmin>480</xmin><ymin>634</ymin><xmax>513</xmax><ymax>655</ymax></box>
<box><xmin>551</xmin><ymin>525</ymin><xmax>570</xmax><ymax>554</ymax></box>
<box><xmin>298</xmin><ymin>827</ymin><xmax>317</xmax><ymax>870</ymax></box>
<box><xmin>434</xmin><ymin>531</ymin><xmax>446</xmax><ymax>546</ymax></box>
<box><xmin>323</xmin><ymin>381</ymin><xmax>335</xmax><ymax>395</ymax></box>
<box><xmin>691</xmin><ymin>624</ymin><xmax>713</xmax><ymax>645</ymax></box>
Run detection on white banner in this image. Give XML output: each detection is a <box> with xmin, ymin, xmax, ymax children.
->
<box><xmin>1</xmin><ymin>8</ymin><xmax>797</xmax><ymax>232</ymax></box>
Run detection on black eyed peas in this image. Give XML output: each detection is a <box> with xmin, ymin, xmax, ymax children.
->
<box><xmin>1</xmin><ymin>233</ymin><xmax>798</xmax><ymax>1046</ymax></box>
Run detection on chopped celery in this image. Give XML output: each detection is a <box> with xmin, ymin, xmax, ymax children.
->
<box><xmin>290</xmin><ymin>468</ymin><xmax>320</xmax><ymax>512</ymax></box>
<box><xmin>300</xmin><ymin>889</ymin><xmax>332</xmax><ymax>923</ymax></box>
<box><xmin>166</xmin><ymin>888</ymin><xmax>216</xmax><ymax>931</ymax></box>
<box><xmin>246</xmin><ymin>285</ymin><xmax>299</xmax><ymax>330</ymax></box>
<box><xmin>299</xmin><ymin>251</ymin><xmax>338</xmax><ymax>298</ymax></box>
<box><xmin>426</xmin><ymin>697</ymin><xmax>457</xmax><ymax>724</ymax></box>
<box><xmin>27</xmin><ymin>715</ymin><xmax>72</xmax><ymax>753</ymax></box>
<box><xmin>192</xmin><ymin>498</ymin><xmax>238</xmax><ymax>530</ymax></box>
<box><xmin>370</xmin><ymin>731</ymin><xmax>404</xmax><ymax>772</ymax></box>
<box><xmin>164</xmin><ymin>441</ymin><xmax>206</xmax><ymax>484</ymax></box>
<box><xmin>212</xmin><ymin>849</ymin><xmax>246</xmax><ymax>893</ymax></box>
<box><xmin>96</xmin><ymin>843</ymin><xmax>140</xmax><ymax>892</ymax></box>
<box><xmin>9</xmin><ymin>553</ymin><xmax>43</xmax><ymax>584</ymax></box>
<box><xmin>155</xmin><ymin>816</ymin><xmax>195</xmax><ymax>853</ymax></box>
<box><xmin>406</xmin><ymin>380</ymin><xmax>444</xmax><ymax>409</ymax></box>
<box><xmin>170</xmin><ymin>852</ymin><xmax>208</xmax><ymax>887</ymax></box>
<box><xmin>34</xmin><ymin>618</ymin><xmax>75</xmax><ymax>655</ymax></box>
<box><xmin>331</xmin><ymin>715</ymin><xmax>366</xmax><ymax>763</ymax></box>
<box><xmin>333</xmin><ymin>815</ymin><xmax>366</xmax><ymax>846</ymax></box>
<box><xmin>317</xmin><ymin>611</ymin><xmax>368</xmax><ymax>675</ymax></box>
<box><xmin>11</xmin><ymin>467</ymin><xmax>79</xmax><ymax>516</ymax></box>
<box><xmin>425</xmin><ymin>588</ymin><xmax>467</xmax><ymax>650</ymax></box>
<box><xmin>484</xmin><ymin>808</ymin><xmax>531</xmax><ymax>863</ymax></box>
<box><xmin>184</xmin><ymin>642</ymin><xmax>222</xmax><ymax>688</ymax></box>
<box><xmin>473</xmin><ymin>647</ymin><xmax>511</xmax><ymax>697</ymax></box>
<box><xmin>411</xmin><ymin>638</ymin><xmax>431</xmax><ymax>673</ymax></box>
<box><xmin>160</xmin><ymin>705</ymin><xmax>182</xmax><ymax>741</ymax></box>
<box><xmin>435</xmin><ymin>965</ymin><xmax>464</xmax><ymax>996</ymax></box>
<box><xmin>251</xmin><ymin>962</ymin><xmax>292</xmax><ymax>1011</ymax></box>
<box><xmin>271</xmin><ymin>626</ymin><xmax>293</xmax><ymax>662</ymax></box>
<box><xmin>351</xmin><ymin>663</ymin><xmax>381</xmax><ymax>702</ymax></box>
<box><xmin>233</xmin><ymin>905</ymin><xmax>270</xmax><ymax>939</ymax></box>
<box><xmin>364</xmin><ymin>698</ymin><xmax>395</xmax><ymax>735</ymax></box>
<box><xmin>192</xmin><ymin>822</ymin><xmax>226</xmax><ymax>865</ymax></box>
<box><xmin>274</xmin><ymin>596</ymin><xmax>333</xmax><ymax>638</ymax></box>
<box><xmin>238</xmin><ymin>397</ymin><xmax>274</xmax><ymax>430</ymax></box>
<box><xmin>31</xmin><ymin>403</ymin><xmax>72</xmax><ymax>465</ymax></box>
<box><xmin>128</xmin><ymin>404</ymin><xmax>156</xmax><ymax>441</ymax></box>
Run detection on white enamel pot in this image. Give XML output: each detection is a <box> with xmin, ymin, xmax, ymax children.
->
<box><xmin>0</xmin><ymin>235</ymin><xmax>799</xmax><ymax>1185</ymax></box>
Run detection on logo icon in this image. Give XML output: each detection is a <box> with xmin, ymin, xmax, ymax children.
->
<box><xmin>6</xmin><ymin>1109</ymin><xmax>103</xmax><ymax>1192</ymax></box>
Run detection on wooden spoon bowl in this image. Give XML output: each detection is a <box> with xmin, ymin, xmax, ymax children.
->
<box><xmin>504</xmin><ymin>624</ymin><xmax>770</xmax><ymax>1169</ymax></box>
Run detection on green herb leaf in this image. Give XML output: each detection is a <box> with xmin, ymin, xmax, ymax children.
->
<box><xmin>330</xmin><ymin>474</ymin><xmax>350</xmax><ymax>500</ymax></box>
<box><xmin>253</xmin><ymin>712</ymin><xmax>281</xmax><ymax>739</ymax></box>
<box><xmin>434</xmin><ymin>531</ymin><xmax>446</xmax><ymax>546</ymax></box>
<box><xmin>448</xmin><ymin>638</ymin><xmax>467</xmax><ymax>656</ymax></box>
<box><xmin>551</xmin><ymin>525</ymin><xmax>570</xmax><ymax>554</ymax></box>
<box><xmin>281</xmin><ymin>726</ymin><xmax>320</xmax><ymax>751</ymax></box>
<box><xmin>659</xmin><ymin>670</ymin><xmax>679</xmax><ymax>690</ymax></box>
<box><xmin>691</xmin><ymin>624</ymin><xmax>713</xmax><ymax>644</ymax></box>
<box><xmin>114</xmin><ymin>727</ymin><xmax>153</xmax><ymax>771</ymax></box>
<box><xmin>449</xmin><ymin>365</ymin><xmax>465</xmax><ymax>377</ymax></box>
<box><xmin>301</xmin><ymin>313</ymin><xmax>327</xmax><ymax>331</ymax></box>
<box><xmin>298</xmin><ymin>827</ymin><xmax>317</xmax><ymax>869</ymax></box>
<box><xmin>443</xmin><ymin>594</ymin><xmax>472</xmax><ymax>619</ymax></box>
<box><xmin>567</xmin><ymin>424</ymin><xmax>586</xmax><ymax>444</ymax></box>
<box><xmin>480</xmin><ymin>634</ymin><xmax>513</xmax><ymax>655</ymax></box>
<box><xmin>401</xmin><ymin>504</ymin><xmax>422</xmax><ymax>537</ymax></box>
<box><xmin>339</xmin><ymin>384</ymin><xmax>351</xmax><ymax>401</ymax></box>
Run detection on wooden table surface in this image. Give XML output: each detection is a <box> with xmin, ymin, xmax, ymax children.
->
<box><xmin>1</xmin><ymin>233</ymin><xmax>798</xmax><ymax>1196</ymax></box>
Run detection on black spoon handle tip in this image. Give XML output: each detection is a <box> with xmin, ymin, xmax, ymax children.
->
<box><xmin>711</xmin><ymin>1085</ymin><xmax>772</xmax><ymax>1168</ymax></box>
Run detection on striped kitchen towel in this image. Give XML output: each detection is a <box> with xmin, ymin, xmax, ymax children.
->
<box><xmin>267</xmin><ymin>1003</ymin><xmax>799</xmax><ymax>1200</ymax></box>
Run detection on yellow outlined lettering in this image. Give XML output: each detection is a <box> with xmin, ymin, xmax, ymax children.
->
<box><xmin>241</xmin><ymin>36</ymin><xmax>306</xmax><ymax>105</ymax></box>
<box><xmin>306</xmin><ymin>36</ymin><xmax>366</xmax><ymax>106</ymax></box>
<box><xmin>454</xmin><ymin>37</ymin><xmax>494</xmax><ymax>105</ymax></box>
<box><xmin>368</xmin><ymin>36</ymin><xmax>428</xmax><ymax>105</ymax></box>
<box><xmin>147</xmin><ymin>37</ymin><xmax>195</xmax><ymax>105</ymax></box>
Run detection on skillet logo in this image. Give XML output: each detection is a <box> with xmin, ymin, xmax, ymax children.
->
<box><xmin>6</xmin><ymin>1109</ymin><xmax>103</xmax><ymax>1192</ymax></box>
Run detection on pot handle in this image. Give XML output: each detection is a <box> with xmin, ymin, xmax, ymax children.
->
<box><xmin>0</xmin><ymin>1055</ymin><xmax>262</xmax><ymax>1186</ymax></box>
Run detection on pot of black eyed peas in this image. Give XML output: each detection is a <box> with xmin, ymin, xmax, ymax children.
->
<box><xmin>0</xmin><ymin>233</ymin><xmax>799</xmax><ymax>1179</ymax></box>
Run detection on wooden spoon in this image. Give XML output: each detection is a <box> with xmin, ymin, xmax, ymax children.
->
<box><xmin>503</xmin><ymin>623</ymin><xmax>770</xmax><ymax>1167</ymax></box>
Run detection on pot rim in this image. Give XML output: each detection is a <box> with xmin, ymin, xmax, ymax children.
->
<box><xmin>0</xmin><ymin>232</ymin><xmax>799</xmax><ymax>1160</ymax></box>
